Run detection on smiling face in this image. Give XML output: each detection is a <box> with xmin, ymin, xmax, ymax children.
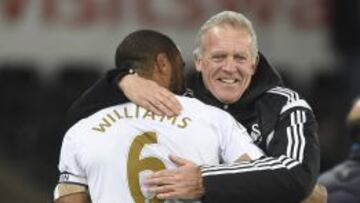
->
<box><xmin>195</xmin><ymin>25</ymin><xmax>257</xmax><ymax>104</ymax></box>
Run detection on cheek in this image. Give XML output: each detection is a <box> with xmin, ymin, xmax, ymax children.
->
<box><xmin>238</xmin><ymin>64</ymin><xmax>255</xmax><ymax>76</ymax></box>
<box><xmin>203</xmin><ymin>67</ymin><xmax>216</xmax><ymax>82</ymax></box>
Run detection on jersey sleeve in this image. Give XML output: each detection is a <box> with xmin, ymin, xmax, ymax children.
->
<box><xmin>57</xmin><ymin>132</ymin><xmax>87</xmax><ymax>186</ymax></box>
<box><xmin>220</xmin><ymin>114</ymin><xmax>264</xmax><ymax>163</ymax></box>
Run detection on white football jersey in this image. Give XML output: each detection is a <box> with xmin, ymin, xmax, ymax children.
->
<box><xmin>56</xmin><ymin>96</ymin><xmax>263</xmax><ymax>203</ymax></box>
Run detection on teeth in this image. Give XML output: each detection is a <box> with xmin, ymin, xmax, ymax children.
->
<box><xmin>219</xmin><ymin>79</ymin><xmax>236</xmax><ymax>84</ymax></box>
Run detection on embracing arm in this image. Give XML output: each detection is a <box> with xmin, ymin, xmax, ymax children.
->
<box><xmin>119</xmin><ymin>74</ymin><xmax>181</xmax><ymax>116</ymax></box>
<box><xmin>109</xmin><ymin>67</ymin><xmax>181</xmax><ymax>116</ymax></box>
<box><xmin>64</xmin><ymin>67</ymin><xmax>181</xmax><ymax>128</ymax></box>
<box><xmin>147</xmin><ymin>106</ymin><xmax>322</xmax><ymax>203</ymax></box>
<box><xmin>200</xmin><ymin>107</ymin><xmax>320</xmax><ymax>203</ymax></box>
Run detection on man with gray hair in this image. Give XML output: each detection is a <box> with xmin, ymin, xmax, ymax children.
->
<box><xmin>65</xmin><ymin>11</ymin><xmax>323</xmax><ymax>203</ymax></box>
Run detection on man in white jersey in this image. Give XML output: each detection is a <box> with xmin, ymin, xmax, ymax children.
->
<box><xmin>54</xmin><ymin>30</ymin><xmax>263</xmax><ymax>203</ymax></box>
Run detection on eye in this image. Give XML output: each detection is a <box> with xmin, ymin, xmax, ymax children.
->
<box><xmin>234</xmin><ymin>55</ymin><xmax>247</xmax><ymax>63</ymax></box>
<box><xmin>211</xmin><ymin>54</ymin><xmax>226</xmax><ymax>62</ymax></box>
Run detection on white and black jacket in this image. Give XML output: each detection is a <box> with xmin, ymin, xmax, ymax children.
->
<box><xmin>187</xmin><ymin>53</ymin><xmax>320</xmax><ymax>203</ymax></box>
<box><xmin>63</xmin><ymin>53</ymin><xmax>320</xmax><ymax>203</ymax></box>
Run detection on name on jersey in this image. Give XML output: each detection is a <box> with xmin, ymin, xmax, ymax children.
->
<box><xmin>92</xmin><ymin>105</ymin><xmax>192</xmax><ymax>133</ymax></box>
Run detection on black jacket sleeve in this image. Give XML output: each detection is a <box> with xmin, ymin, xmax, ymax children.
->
<box><xmin>200</xmin><ymin>105</ymin><xmax>320</xmax><ymax>203</ymax></box>
<box><xmin>64</xmin><ymin>68</ymin><xmax>129</xmax><ymax>129</ymax></box>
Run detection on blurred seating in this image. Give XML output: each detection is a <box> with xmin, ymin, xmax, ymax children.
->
<box><xmin>310</xmin><ymin>71</ymin><xmax>350</xmax><ymax>172</ymax></box>
<box><xmin>0</xmin><ymin>64</ymin><xmax>41</xmax><ymax>160</ymax></box>
<box><xmin>0</xmin><ymin>62</ymin><xmax>101</xmax><ymax>194</ymax></box>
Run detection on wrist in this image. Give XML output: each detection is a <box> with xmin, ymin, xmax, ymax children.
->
<box><xmin>117</xmin><ymin>68</ymin><xmax>137</xmax><ymax>91</ymax></box>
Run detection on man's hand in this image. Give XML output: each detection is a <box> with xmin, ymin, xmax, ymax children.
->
<box><xmin>119</xmin><ymin>74</ymin><xmax>181</xmax><ymax>116</ymax></box>
<box><xmin>300</xmin><ymin>184</ymin><xmax>327</xmax><ymax>203</ymax></box>
<box><xmin>146</xmin><ymin>155</ymin><xmax>204</xmax><ymax>200</ymax></box>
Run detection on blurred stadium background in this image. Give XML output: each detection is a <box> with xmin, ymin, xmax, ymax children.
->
<box><xmin>0</xmin><ymin>0</ymin><xmax>359</xmax><ymax>202</ymax></box>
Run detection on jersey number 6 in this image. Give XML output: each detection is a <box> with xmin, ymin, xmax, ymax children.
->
<box><xmin>127</xmin><ymin>132</ymin><xmax>166</xmax><ymax>203</ymax></box>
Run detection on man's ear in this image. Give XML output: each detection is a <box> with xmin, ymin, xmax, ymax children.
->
<box><xmin>251</xmin><ymin>54</ymin><xmax>259</xmax><ymax>75</ymax></box>
<box><xmin>194</xmin><ymin>57</ymin><xmax>202</xmax><ymax>72</ymax></box>
<box><xmin>155</xmin><ymin>53</ymin><xmax>171</xmax><ymax>73</ymax></box>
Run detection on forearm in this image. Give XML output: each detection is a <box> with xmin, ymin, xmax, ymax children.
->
<box><xmin>105</xmin><ymin>67</ymin><xmax>131</xmax><ymax>91</ymax></box>
<box><xmin>201</xmin><ymin>158</ymin><xmax>316</xmax><ymax>203</ymax></box>
<box><xmin>201</xmin><ymin>109</ymin><xmax>320</xmax><ymax>203</ymax></box>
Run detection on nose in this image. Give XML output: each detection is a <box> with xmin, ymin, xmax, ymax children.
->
<box><xmin>221</xmin><ymin>57</ymin><xmax>237</xmax><ymax>73</ymax></box>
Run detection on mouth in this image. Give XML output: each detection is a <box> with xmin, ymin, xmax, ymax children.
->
<box><xmin>218</xmin><ymin>78</ymin><xmax>238</xmax><ymax>84</ymax></box>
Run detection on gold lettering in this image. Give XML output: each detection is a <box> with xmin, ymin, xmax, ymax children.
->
<box><xmin>113</xmin><ymin>109</ymin><xmax>123</xmax><ymax>120</ymax></box>
<box><xmin>127</xmin><ymin>132</ymin><xmax>165</xmax><ymax>203</ymax></box>
<box><xmin>160</xmin><ymin>115</ymin><xmax>177</xmax><ymax>125</ymax></box>
<box><xmin>92</xmin><ymin>118</ymin><xmax>112</xmax><ymax>133</ymax></box>
<box><xmin>143</xmin><ymin>110</ymin><xmax>155</xmax><ymax>120</ymax></box>
<box><xmin>135</xmin><ymin>105</ymin><xmax>140</xmax><ymax>118</ymax></box>
<box><xmin>124</xmin><ymin>107</ymin><xmax>133</xmax><ymax>118</ymax></box>
<box><xmin>107</xmin><ymin>113</ymin><xmax>116</xmax><ymax>122</ymax></box>
<box><xmin>177</xmin><ymin>117</ymin><xmax>192</xmax><ymax>129</ymax></box>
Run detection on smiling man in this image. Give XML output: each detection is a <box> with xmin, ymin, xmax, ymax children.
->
<box><xmin>54</xmin><ymin>29</ymin><xmax>264</xmax><ymax>203</ymax></box>
<box><xmin>116</xmin><ymin>11</ymin><xmax>322</xmax><ymax>203</ymax></box>
<box><xmin>193</xmin><ymin>21</ymin><xmax>257</xmax><ymax>104</ymax></box>
<box><xmin>62</xmin><ymin>11</ymin><xmax>323</xmax><ymax>203</ymax></box>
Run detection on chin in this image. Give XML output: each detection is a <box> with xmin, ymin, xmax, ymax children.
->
<box><xmin>216</xmin><ymin>95</ymin><xmax>236</xmax><ymax>104</ymax></box>
<box><xmin>221</xmin><ymin>94</ymin><xmax>242</xmax><ymax>104</ymax></box>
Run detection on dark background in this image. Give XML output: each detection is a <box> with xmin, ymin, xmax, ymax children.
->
<box><xmin>0</xmin><ymin>0</ymin><xmax>359</xmax><ymax>202</ymax></box>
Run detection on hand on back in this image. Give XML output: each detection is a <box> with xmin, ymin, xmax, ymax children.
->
<box><xmin>119</xmin><ymin>74</ymin><xmax>182</xmax><ymax>116</ymax></box>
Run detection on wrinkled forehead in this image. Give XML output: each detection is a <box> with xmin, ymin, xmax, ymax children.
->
<box><xmin>201</xmin><ymin>26</ymin><xmax>252</xmax><ymax>51</ymax></box>
<box><xmin>203</xmin><ymin>24</ymin><xmax>252</xmax><ymax>42</ymax></box>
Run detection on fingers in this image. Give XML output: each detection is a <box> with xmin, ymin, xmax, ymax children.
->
<box><xmin>146</xmin><ymin>169</ymin><xmax>178</xmax><ymax>190</ymax></box>
<box><xmin>145</xmin><ymin>166</ymin><xmax>204</xmax><ymax>200</ymax></box>
<box><xmin>147</xmin><ymin>185</ymin><xmax>181</xmax><ymax>200</ymax></box>
<box><xmin>150</xmin><ymin>185</ymin><xmax>203</xmax><ymax>200</ymax></box>
<box><xmin>160</xmin><ymin>90</ymin><xmax>182</xmax><ymax>115</ymax></box>
<box><xmin>141</xmin><ymin>101</ymin><xmax>163</xmax><ymax>116</ymax></box>
<box><xmin>147</xmin><ymin>181</ymin><xmax>189</xmax><ymax>200</ymax></box>
<box><xmin>121</xmin><ymin>74</ymin><xmax>182</xmax><ymax>116</ymax></box>
<box><xmin>169</xmin><ymin>155</ymin><xmax>191</xmax><ymax>166</ymax></box>
<box><xmin>146</xmin><ymin>177</ymin><xmax>180</xmax><ymax>190</ymax></box>
<box><xmin>148</xmin><ymin>94</ymin><xmax>176</xmax><ymax>116</ymax></box>
<box><xmin>148</xmin><ymin>185</ymin><xmax>174</xmax><ymax>196</ymax></box>
<box><xmin>147</xmin><ymin>176</ymin><xmax>177</xmax><ymax>187</ymax></box>
<box><xmin>154</xmin><ymin>88</ymin><xmax>182</xmax><ymax>116</ymax></box>
<box><xmin>156</xmin><ymin>191</ymin><xmax>181</xmax><ymax>200</ymax></box>
<box><xmin>147</xmin><ymin>169</ymin><xmax>177</xmax><ymax>180</ymax></box>
<box><xmin>141</xmin><ymin>88</ymin><xmax>181</xmax><ymax>116</ymax></box>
